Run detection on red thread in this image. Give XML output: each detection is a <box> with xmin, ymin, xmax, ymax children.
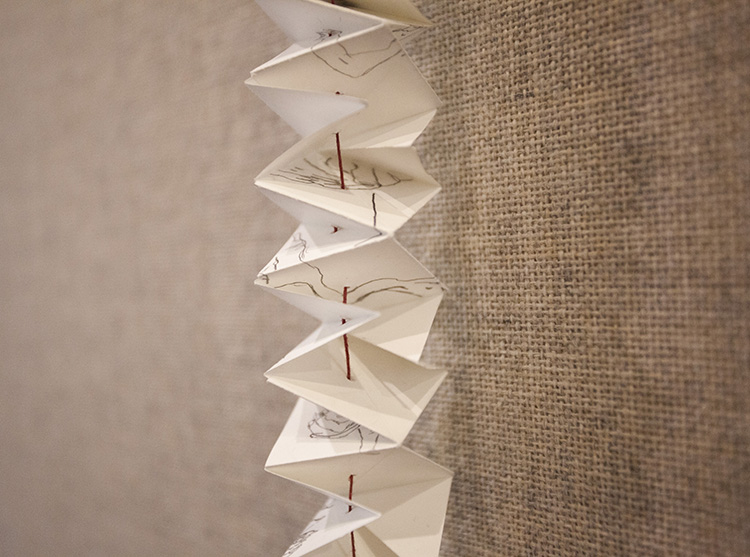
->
<box><xmin>348</xmin><ymin>474</ymin><xmax>354</xmax><ymax>511</ymax></box>
<box><xmin>336</xmin><ymin>132</ymin><xmax>346</xmax><ymax>190</ymax></box>
<box><xmin>343</xmin><ymin>329</ymin><xmax>351</xmax><ymax>381</ymax></box>
<box><xmin>342</xmin><ymin>286</ymin><xmax>352</xmax><ymax>381</ymax></box>
<box><xmin>348</xmin><ymin>474</ymin><xmax>356</xmax><ymax>555</ymax></box>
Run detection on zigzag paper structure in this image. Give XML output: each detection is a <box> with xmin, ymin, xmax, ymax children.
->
<box><xmin>249</xmin><ymin>1</ymin><xmax>451</xmax><ymax>555</ymax></box>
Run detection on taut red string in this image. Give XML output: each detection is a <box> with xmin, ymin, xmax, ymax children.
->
<box><xmin>336</xmin><ymin>132</ymin><xmax>346</xmax><ymax>190</ymax></box>
<box><xmin>342</xmin><ymin>286</ymin><xmax>352</xmax><ymax>381</ymax></box>
<box><xmin>348</xmin><ymin>474</ymin><xmax>356</xmax><ymax>556</ymax></box>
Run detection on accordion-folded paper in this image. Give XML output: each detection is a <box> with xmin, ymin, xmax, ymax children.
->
<box><xmin>249</xmin><ymin>1</ymin><xmax>451</xmax><ymax>555</ymax></box>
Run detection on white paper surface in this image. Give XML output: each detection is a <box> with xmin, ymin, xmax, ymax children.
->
<box><xmin>281</xmin><ymin>498</ymin><xmax>379</xmax><ymax>557</ymax></box>
<box><xmin>250</xmin><ymin>1</ymin><xmax>451</xmax><ymax>554</ymax></box>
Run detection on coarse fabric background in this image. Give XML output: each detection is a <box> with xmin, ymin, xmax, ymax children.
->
<box><xmin>1</xmin><ymin>1</ymin><xmax>748</xmax><ymax>556</ymax></box>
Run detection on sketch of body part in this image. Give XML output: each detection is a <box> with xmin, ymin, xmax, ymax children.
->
<box><xmin>308</xmin><ymin>407</ymin><xmax>381</xmax><ymax>452</ymax></box>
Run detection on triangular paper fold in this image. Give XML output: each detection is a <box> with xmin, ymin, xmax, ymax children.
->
<box><xmin>266</xmin><ymin>336</ymin><xmax>446</xmax><ymax>444</ymax></box>
<box><xmin>267</xmin><ymin>398</ymin><xmax>398</xmax><ymax>468</ymax></box>
<box><xmin>257</xmin><ymin>146</ymin><xmax>440</xmax><ymax>234</ymax></box>
<box><xmin>259</xmin><ymin>236</ymin><xmax>443</xmax><ymax>309</ymax></box>
<box><xmin>305</xmin><ymin>527</ymin><xmax>399</xmax><ymax>557</ymax></box>
<box><xmin>254</xmin><ymin>0</ymin><xmax>378</xmax><ymax>46</ymax></box>
<box><xmin>358</xmin><ymin>478</ymin><xmax>453</xmax><ymax>556</ymax></box>
<box><xmin>282</xmin><ymin>498</ymin><xmax>380</xmax><ymax>557</ymax></box>
<box><xmin>267</xmin><ymin>446</ymin><xmax>452</xmax><ymax>504</ymax></box>
<box><xmin>249</xmin><ymin>85</ymin><xmax>367</xmax><ymax>137</ymax></box>
<box><xmin>351</xmin><ymin>292</ymin><xmax>443</xmax><ymax>362</ymax></box>
<box><xmin>256</xmin><ymin>284</ymin><xmax>379</xmax><ymax>331</ymax></box>
<box><xmin>249</xmin><ymin>24</ymin><xmax>439</xmax><ymax>147</ymax></box>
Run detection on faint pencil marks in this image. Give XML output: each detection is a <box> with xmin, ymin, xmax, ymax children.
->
<box><xmin>274</xmin><ymin>272</ymin><xmax>440</xmax><ymax>306</ymax></box>
<box><xmin>273</xmin><ymin>233</ymin><xmax>339</xmax><ymax>298</ymax></box>
<box><xmin>391</xmin><ymin>25</ymin><xmax>422</xmax><ymax>40</ymax></box>
<box><xmin>283</xmin><ymin>530</ymin><xmax>316</xmax><ymax>557</ymax></box>
<box><xmin>353</xmin><ymin>284</ymin><xmax>421</xmax><ymax>304</ymax></box>
<box><xmin>282</xmin><ymin>500</ymin><xmax>333</xmax><ymax>557</ymax></box>
<box><xmin>308</xmin><ymin>408</ymin><xmax>381</xmax><ymax>452</ymax></box>
<box><xmin>347</xmin><ymin>276</ymin><xmax>438</xmax><ymax>294</ymax></box>
<box><xmin>272</xmin><ymin>258</ymin><xmax>441</xmax><ymax>305</ymax></box>
<box><xmin>271</xmin><ymin>157</ymin><xmax>411</xmax><ymax>191</ymax></box>
<box><xmin>274</xmin><ymin>280</ymin><xmax>324</xmax><ymax>298</ymax></box>
<box><xmin>311</xmin><ymin>36</ymin><xmax>402</xmax><ymax>78</ymax></box>
<box><xmin>293</xmin><ymin>235</ymin><xmax>341</xmax><ymax>296</ymax></box>
<box><xmin>348</xmin><ymin>276</ymin><xmax>441</xmax><ymax>304</ymax></box>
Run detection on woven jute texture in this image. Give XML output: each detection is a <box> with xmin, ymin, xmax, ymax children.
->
<box><xmin>402</xmin><ymin>1</ymin><xmax>750</xmax><ymax>555</ymax></box>
<box><xmin>0</xmin><ymin>1</ymin><xmax>748</xmax><ymax>556</ymax></box>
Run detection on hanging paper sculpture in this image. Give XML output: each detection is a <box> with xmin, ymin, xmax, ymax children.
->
<box><xmin>248</xmin><ymin>1</ymin><xmax>451</xmax><ymax>554</ymax></box>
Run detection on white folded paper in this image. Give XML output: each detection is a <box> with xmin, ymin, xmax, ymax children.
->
<box><xmin>249</xmin><ymin>1</ymin><xmax>451</xmax><ymax>555</ymax></box>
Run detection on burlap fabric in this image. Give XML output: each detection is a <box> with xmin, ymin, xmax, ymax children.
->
<box><xmin>0</xmin><ymin>1</ymin><xmax>748</xmax><ymax>556</ymax></box>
